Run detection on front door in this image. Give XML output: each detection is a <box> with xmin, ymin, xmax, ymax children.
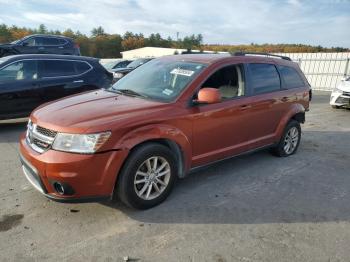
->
<box><xmin>0</xmin><ymin>60</ymin><xmax>40</xmax><ymax>119</ymax></box>
<box><xmin>190</xmin><ymin>64</ymin><xmax>254</xmax><ymax>167</ymax></box>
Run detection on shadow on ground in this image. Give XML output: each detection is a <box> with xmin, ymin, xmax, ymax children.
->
<box><xmin>104</xmin><ymin>130</ymin><xmax>350</xmax><ymax>225</ymax></box>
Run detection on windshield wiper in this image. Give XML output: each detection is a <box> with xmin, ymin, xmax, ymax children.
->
<box><xmin>115</xmin><ymin>89</ymin><xmax>148</xmax><ymax>98</ymax></box>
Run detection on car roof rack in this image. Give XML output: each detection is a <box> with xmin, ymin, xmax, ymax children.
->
<box><xmin>232</xmin><ymin>52</ymin><xmax>292</xmax><ymax>61</ymax></box>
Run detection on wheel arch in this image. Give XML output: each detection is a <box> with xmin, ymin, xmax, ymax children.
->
<box><xmin>113</xmin><ymin>124</ymin><xmax>192</xmax><ymax>179</ymax></box>
<box><xmin>275</xmin><ymin>103</ymin><xmax>305</xmax><ymax>142</ymax></box>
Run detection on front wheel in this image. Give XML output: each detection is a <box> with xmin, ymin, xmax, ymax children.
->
<box><xmin>272</xmin><ymin>120</ymin><xmax>301</xmax><ymax>157</ymax></box>
<box><xmin>116</xmin><ymin>143</ymin><xmax>177</xmax><ymax>209</ymax></box>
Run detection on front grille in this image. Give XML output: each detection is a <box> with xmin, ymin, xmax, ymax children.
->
<box><xmin>33</xmin><ymin>138</ymin><xmax>50</xmax><ymax>150</ymax></box>
<box><xmin>26</xmin><ymin>120</ymin><xmax>56</xmax><ymax>153</ymax></box>
<box><xmin>343</xmin><ymin>91</ymin><xmax>350</xmax><ymax>96</ymax></box>
<box><xmin>36</xmin><ymin>125</ymin><xmax>57</xmax><ymax>138</ymax></box>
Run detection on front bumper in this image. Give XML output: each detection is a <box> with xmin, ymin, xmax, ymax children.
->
<box><xmin>330</xmin><ymin>91</ymin><xmax>350</xmax><ymax>107</ymax></box>
<box><xmin>19</xmin><ymin>133</ymin><xmax>129</xmax><ymax>202</ymax></box>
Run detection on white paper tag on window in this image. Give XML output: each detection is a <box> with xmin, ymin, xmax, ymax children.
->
<box><xmin>170</xmin><ymin>68</ymin><xmax>194</xmax><ymax>77</ymax></box>
<box><xmin>162</xmin><ymin>89</ymin><xmax>173</xmax><ymax>95</ymax></box>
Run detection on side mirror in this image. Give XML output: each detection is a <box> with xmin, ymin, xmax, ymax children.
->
<box><xmin>22</xmin><ymin>42</ymin><xmax>29</xmax><ymax>46</ymax></box>
<box><xmin>194</xmin><ymin>88</ymin><xmax>222</xmax><ymax>105</ymax></box>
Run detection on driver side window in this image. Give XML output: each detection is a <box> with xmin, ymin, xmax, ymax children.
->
<box><xmin>0</xmin><ymin>61</ymin><xmax>38</xmax><ymax>81</ymax></box>
<box><xmin>200</xmin><ymin>64</ymin><xmax>245</xmax><ymax>100</ymax></box>
<box><xmin>22</xmin><ymin>37</ymin><xmax>44</xmax><ymax>46</ymax></box>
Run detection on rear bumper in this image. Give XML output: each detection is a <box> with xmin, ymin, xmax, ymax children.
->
<box><xmin>19</xmin><ymin>133</ymin><xmax>129</xmax><ymax>202</ymax></box>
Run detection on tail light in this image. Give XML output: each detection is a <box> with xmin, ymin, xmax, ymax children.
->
<box><xmin>74</xmin><ymin>43</ymin><xmax>80</xmax><ymax>49</ymax></box>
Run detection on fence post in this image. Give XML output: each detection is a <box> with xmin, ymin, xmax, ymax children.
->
<box><xmin>344</xmin><ymin>58</ymin><xmax>350</xmax><ymax>77</ymax></box>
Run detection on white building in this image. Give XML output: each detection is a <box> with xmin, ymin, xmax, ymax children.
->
<box><xmin>120</xmin><ymin>47</ymin><xmax>226</xmax><ymax>59</ymax></box>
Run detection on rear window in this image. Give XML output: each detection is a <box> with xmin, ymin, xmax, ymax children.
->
<box><xmin>249</xmin><ymin>63</ymin><xmax>281</xmax><ymax>94</ymax></box>
<box><xmin>278</xmin><ymin>65</ymin><xmax>305</xmax><ymax>89</ymax></box>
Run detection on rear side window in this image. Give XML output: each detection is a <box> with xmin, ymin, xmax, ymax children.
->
<box><xmin>75</xmin><ymin>61</ymin><xmax>91</xmax><ymax>74</ymax></box>
<box><xmin>249</xmin><ymin>63</ymin><xmax>280</xmax><ymax>94</ymax></box>
<box><xmin>40</xmin><ymin>60</ymin><xmax>76</xmax><ymax>77</ymax></box>
<box><xmin>278</xmin><ymin>65</ymin><xmax>305</xmax><ymax>89</ymax></box>
<box><xmin>42</xmin><ymin>37</ymin><xmax>62</xmax><ymax>46</ymax></box>
<box><xmin>39</xmin><ymin>60</ymin><xmax>91</xmax><ymax>78</ymax></box>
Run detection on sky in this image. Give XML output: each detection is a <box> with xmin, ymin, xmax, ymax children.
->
<box><xmin>0</xmin><ymin>0</ymin><xmax>349</xmax><ymax>47</ymax></box>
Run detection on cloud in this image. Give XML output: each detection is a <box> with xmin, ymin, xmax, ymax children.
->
<box><xmin>0</xmin><ymin>0</ymin><xmax>349</xmax><ymax>47</ymax></box>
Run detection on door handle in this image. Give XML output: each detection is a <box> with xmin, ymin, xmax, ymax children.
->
<box><xmin>73</xmin><ymin>80</ymin><xmax>84</xmax><ymax>83</ymax></box>
<box><xmin>38</xmin><ymin>47</ymin><xmax>45</xmax><ymax>50</ymax></box>
<box><xmin>281</xmin><ymin>96</ymin><xmax>288</xmax><ymax>102</ymax></box>
<box><xmin>239</xmin><ymin>104</ymin><xmax>252</xmax><ymax>110</ymax></box>
<box><xmin>58</xmin><ymin>46</ymin><xmax>64</xmax><ymax>49</ymax></box>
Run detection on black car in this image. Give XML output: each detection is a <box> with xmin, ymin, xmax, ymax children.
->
<box><xmin>0</xmin><ymin>54</ymin><xmax>112</xmax><ymax>120</ymax></box>
<box><xmin>0</xmin><ymin>34</ymin><xmax>81</xmax><ymax>58</ymax></box>
<box><xmin>111</xmin><ymin>58</ymin><xmax>153</xmax><ymax>81</ymax></box>
<box><xmin>103</xmin><ymin>59</ymin><xmax>132</xmax><ymax>71</ymax></box>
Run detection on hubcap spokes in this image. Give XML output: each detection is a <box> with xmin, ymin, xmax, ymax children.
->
<box><xmin>134</xmin><ymin>156</ymin><xmax>171</xmax><ymax>200</ymax></box>
<box><xmin>283</xmin><ymin>127</ymin><xmax>299</xmax><ymax>154</ymax></box>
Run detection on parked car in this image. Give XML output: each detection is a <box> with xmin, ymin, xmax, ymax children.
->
<box><xmin>0</xmin><ymin>54</ymin><xmax>112</xmax><ymax>120</ymax></box>
<box><xmin>19</xmin><ymin>53</ymin><xmax>311</xmax><ymax>209</ymax></box>
<box><xmin>102</xmin><ymin>59</ymin><xmax>132</xmax><ymax>71</ymax></box>
<box><xmin>330</xmin><ymin>76</ymin><xmax>350</xmax><ymax>108</ymax></box>
<box><xmin>111</xmin><ymin>58</ymin><xmax>153</xmax><ymax>81</ymax></box>
<box><xmin>0</xmin><ymin>34</ymin><xmax>81</xmax><ymax>57</ymax></box>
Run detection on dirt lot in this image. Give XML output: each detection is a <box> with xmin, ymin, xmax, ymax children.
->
<box><xmin>0</xmin><ymin>91</ymin><xmax>349</xmax><ymax>262</ymax></box>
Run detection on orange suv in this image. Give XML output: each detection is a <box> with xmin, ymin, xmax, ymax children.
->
<box><xmin>19</xmin><ymin>53</ymin><xmax>311</xmax><ymax>209</ymax></box>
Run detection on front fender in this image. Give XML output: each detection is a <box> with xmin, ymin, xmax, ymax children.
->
<box><xmin>275</xmin><ymin>103</ymin><xmax>305</xmax><ymax>142</ymax></box>
<box><xmin>113</xmin><ymin>124</ymin><xmax>192</xmax><ymax>172</ymax></box>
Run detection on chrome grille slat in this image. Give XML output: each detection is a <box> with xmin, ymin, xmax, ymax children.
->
<box><xmin>26</xmin><ymin>120</ymin><xmax>57</xmax><ymax>153</ymax></box>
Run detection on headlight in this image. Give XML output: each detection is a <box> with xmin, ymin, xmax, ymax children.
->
<box><xmin>333</xmin><ymin>87</ymin><xmax>343</xmax><ymax>93</ymax></box>
<box><xmin>52</xmin><ymin>132</ymin><xmax>111</xmax><ymax>153</ymax></box>
<box><xmin>113</xmin><ymin>72</ymin><xmax>124</xmax><ymax>79</ymax></box>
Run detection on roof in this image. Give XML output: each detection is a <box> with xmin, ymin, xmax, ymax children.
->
<box><xmin>157</xmin><ymin>53</ymin><xmax>297</xmax><ymax>66</ymax></box>
<box><xmin>25</xmin><ymin>34</ymin><xmax>73</xmax><ymax>39</ymax></box>
<box><xmin>2</xmin><ymin>54</ymin><xmax>97</xmax><ymax>63</ymax></box>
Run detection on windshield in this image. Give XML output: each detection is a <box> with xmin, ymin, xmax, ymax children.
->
<box><xmin>127</xmin><ymin>58</ymin><xmax>151</xmax><ymax>68</ymax></box>
<box><xmin>0</xmin><ymin>56</ymin><xmax>11</xmax><ymax>65</ymax></box>
<box><xmin>111</xmin><ymin>59</ymin><xmax>206</xmax><ymax>102</ymax></box>
<box><xmin>103</xmin><ymin>61</ymin><xmax>119</xmax><ymax>70</ymax></box>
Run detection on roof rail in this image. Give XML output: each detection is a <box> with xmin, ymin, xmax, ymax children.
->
<box><xmin>232</xmin><ymin>52</ymin><xmax>292</xmax><ymax>61</ymax></box>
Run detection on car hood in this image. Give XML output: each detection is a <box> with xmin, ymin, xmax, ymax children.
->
<box><xmin>111</xmin><ymin>67</ymin><xmax>134</xmax><ymax>73</ymax></box>
<box><xmin>31</xmin><ymin>89</ymin><xmax>167</xmax><ymax>133</ymax></box>
<box><xmin>0</xmin><ymin>43</ymin><xmax>13</xmax><ymax>48</ymax></box>
<box><xmin>337</xmin><ymin>80</ymin><xmax>350</xmax><ymax>92</ymax></box>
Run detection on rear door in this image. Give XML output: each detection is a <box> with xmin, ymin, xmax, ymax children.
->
<box><xmin>0</xmin><ymin>60</ymin><xmax>40</xmax><ymax>119</ymax></box>
<box><xmin>41</xmin><ymin>37</ymin><xmax>68</xmax><ymax>55</ymax></box>
<box><xmin>244</xmin><ymin>62</ymin><xmax>285</xmax><ymax>148</ymax></box>
<box><xmin>36</xmin><ymin>59</ymin><xmax>92</xmax><ymax>103</ymax></box>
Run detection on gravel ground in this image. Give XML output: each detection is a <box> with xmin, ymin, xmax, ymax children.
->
<box><xmin>0</xmin><ymin>91</ymin><xmax>349</xmax><ymax>262</ymax></box>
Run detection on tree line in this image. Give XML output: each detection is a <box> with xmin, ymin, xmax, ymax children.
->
<box><xmin>0</xmin><ymin>24</ymin><xmax>348</xmax><ymax>58</ymax></box>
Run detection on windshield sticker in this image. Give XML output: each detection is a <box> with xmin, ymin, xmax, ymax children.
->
<box><xmin>170</xmin><ymin>68</ymin><xmax>195</xmax><ymax>77</ymax></box>
<box><xmin>162</xmin><ymin>89</ymin><xmax>174</xmax><ymax>96</ymax></box>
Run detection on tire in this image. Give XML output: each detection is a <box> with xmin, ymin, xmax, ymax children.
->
<box><xmin>271</xmin><ymin>120</ymin><xmax>301</xmax><ymax>157</ymax></box>
<box><xmin>331</xmin><ymin>105</ymin><xmax>340</xmax><ymax>109</ymax></box>
<box><xmin>116</xmin><ymin>143</ymin><xmax>178</xmax><ymax>209</ymax></box>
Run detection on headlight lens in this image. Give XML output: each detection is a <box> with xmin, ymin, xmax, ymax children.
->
<box><xmin>333</xmin><ymin>87</ymin><xmax>343</xmax><ymax>93</ymax></box>
<box><xmin>52</xmin><ymin>132</ymin><xmax>111</xmax><ymax>153</ymax></box>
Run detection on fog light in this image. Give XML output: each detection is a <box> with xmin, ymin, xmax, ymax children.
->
<box><xmin>53</xmin><ymin>182</ymin><xmax>65</xmax><ymax>195</ymax></box>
